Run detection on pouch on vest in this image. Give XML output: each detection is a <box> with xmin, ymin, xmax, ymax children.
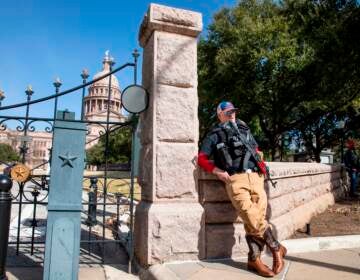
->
<box><xmin>232</xmin><ymin>140</ymin><xmax>244</xmax><ymax>157</ymax></box>
<box><xmin>216</xmin><ymin>142</ymin><xmax>233</xmax><ymax>170</ymax></box>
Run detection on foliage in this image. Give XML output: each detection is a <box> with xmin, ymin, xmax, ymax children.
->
<box><xmin>0</xmin><ymin>143</ymin><xmax>20</xmax><ymax>163</ymax></box>
<box><xmin>198</xmin><ymin>0</ymin><xmax>360</xmax><ymax>161</ymax></box>
<box><xmin>283</xmin><ymin>0</ymin><xmax>360</xmax><ymax>160</ymax></box>
<box><xmin>86</xmin><ymin>127</ymin><xmax>132</xmax><ymax>166</ymax></box>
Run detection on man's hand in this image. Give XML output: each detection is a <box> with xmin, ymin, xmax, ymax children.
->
<box><xmin>212</xmin><ymin>167</ymin><xmax>231</xmax><ymax>183</ymax></box>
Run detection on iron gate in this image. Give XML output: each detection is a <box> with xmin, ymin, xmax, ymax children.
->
<box><xmin>0</xmin><ymin>50</ymin><xmax>140</xmax><ymax>272</ymax></box>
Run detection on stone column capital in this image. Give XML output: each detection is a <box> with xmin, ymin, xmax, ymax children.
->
<box><xmin>139</xmin><ymin>3</ymin><xmax>203</xmax><ymax>47</ymax></box>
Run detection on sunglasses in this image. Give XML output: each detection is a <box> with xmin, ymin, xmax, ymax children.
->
<box><xmin>223</xmin><ymin>109</ymin><xmax>237</xmax><ymax>116</ymax></box>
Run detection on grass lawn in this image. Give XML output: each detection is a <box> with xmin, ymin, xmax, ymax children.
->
<box><xmin>83</xmin><ymin>176</ymin><xmax>141</xmax><ymax>201</ymax></box>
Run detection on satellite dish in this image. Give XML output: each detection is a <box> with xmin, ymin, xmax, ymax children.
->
<box><xmin>121</xmin><ymin>85</ymin><xmax>149</xmax><ymax>114</ymax></box>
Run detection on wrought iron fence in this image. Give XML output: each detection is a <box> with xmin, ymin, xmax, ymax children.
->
<box><xmin>0</xmin><ymin>50</ymin><xmax>140</xmax><ymax>269</ymax></box>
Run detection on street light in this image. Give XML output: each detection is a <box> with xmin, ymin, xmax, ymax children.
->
<box><xmin>337</xmin><ymin>120</ymin><xmax>346</xmax><ymax>163</ymax></box>
<box><xmin>25</xmin><ymin>85</ymin><xmax>34</xmax><ymax>101</ymax></box>
<box><xmin>53</xmin><ymin>77</ymin><xmax>62</xmax><ymax>89</ymax></box>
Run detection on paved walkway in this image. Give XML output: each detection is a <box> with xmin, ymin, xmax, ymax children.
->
<box><xmin>156</xmin><ymin>247</ymin><xmax>360</xmax><ymax>280</ymax></box>
<box><xmin>5</xmin><ymin>247</ymin><xmax>360</xmax><ymax>279</ymax></box>
<box><xmin>6</xmin><ymin>264</ymin><xmax>139</xmax><ymax>280</ymax></box>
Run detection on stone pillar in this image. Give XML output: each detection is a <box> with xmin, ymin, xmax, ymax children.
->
<box><xmin>134</xmin><ymin>4</ymin><xmax>203</xmax><ymax>266</ymax></box>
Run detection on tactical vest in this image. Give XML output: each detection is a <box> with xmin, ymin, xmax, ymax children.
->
<box><xmin>211</xmin><ymin>120</ymin><xmax>257</xmax><ymax>175</ymax></box>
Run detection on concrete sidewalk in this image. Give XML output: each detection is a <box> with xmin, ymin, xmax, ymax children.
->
<box><xmin>145</xmin><ymin>247</ymin><xmax>360</xmax><ymax>280</ymax></box>
<box><xmin>5</xmin><ymin>248</ymin><xmax>360</xmax><ymax>279</ymax></box>
<box><xmin>6</xmin><ymin>264</ymin><xmax>139</xmax><ymax>280</ymax></box>
<box><xmin>6</xmin><ymin>237</ymin><xmax>360</xmax><ymax>280</ymax></box>
<box><xmin>147</xmin><ymin>248</ymin><xmax>360</xmax><ymax>280</ymax></box>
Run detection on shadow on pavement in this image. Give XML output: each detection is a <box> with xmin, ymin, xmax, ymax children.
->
<box><xmin>6</xmin><ymin>246</ymin><xmax>43</xmax><ymax>280</ymax></box>
<box><xmin>285</xmin><ymin>255</ymin><xmax>360</xmax><ymax>275</ymax></box>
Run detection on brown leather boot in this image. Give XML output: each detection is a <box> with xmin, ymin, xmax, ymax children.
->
<box><xmin>245</xmin><ymin>235</ymin><xmax>275</xmax><ymax>277</ymax></box>
<box><xmin>263</xmin><ymin>227</ymin><xmax>287</xmax><ymax>274</ymax></box>
<box><xmin>272</xmin><ymin>244</ymin><xmax>287</xmax><ymax>274</ymax></box>
<box><xmin>248</xmin><ymin>257</ymin><xmax>275</xmax><ymax>277</ymax></box>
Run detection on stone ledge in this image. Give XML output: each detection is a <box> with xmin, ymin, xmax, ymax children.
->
<box><xmin>199</xmin><ymin>174</ymin><xmax>342</xmax><ymax>203</ymax></box>
<box><xmin>267</xmin><ymin>162</ymin><xmax>341</xmax><ymax>178</ymax></box>
<box><xmin>202</xmin><ymin>183</ymin><xmax>342</xmax><ymax>223</ymax></box>
<box><xmin>198</xmin><ymin>162</ymin><xmax>342</xmax><ymax>180</ymax></box>
<box><xmin>267</xmin><ymin>173</ymin><xmax>342</xmax><ymax>199</ymax></box>
<box><xmin>139</xmin><ymin>3</ymin><xmax>203</xmax><ymax>47</ymax></box>
<box><xmin>268</xmin><ymin>183</ymin><xmax>342</xmax><ymax>220</ymax></box>
<box><xmin>270</xmin><ymin>188</ymin><xmax>344</xmax><ymax>241</ymax></box>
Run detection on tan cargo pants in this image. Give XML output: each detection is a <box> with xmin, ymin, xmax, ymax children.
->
<box><xmin>225</xmin><ymin>172</ymin><xmax>268</xmax><ymax>237</ymax></box>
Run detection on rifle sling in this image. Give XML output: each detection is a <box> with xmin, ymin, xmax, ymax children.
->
<box><xmin>230</xmin><ymin>122</ymin><xmax>259</xmax><ymax>164</ymax></box>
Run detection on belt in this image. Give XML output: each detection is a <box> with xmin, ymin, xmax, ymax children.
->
<box><xmin>227</xmin><ymin>168</ymin><xmax>257</xmax><ymax>175</ymax></box>
<box><xmin>235</xmin><ymin>168</ymin><xmax>257</xmax><ymax>174</ymax></box>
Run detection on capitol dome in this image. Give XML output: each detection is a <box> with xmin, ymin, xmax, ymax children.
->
<box><xmin>92</xmin><ymin>70</ymin><xmax>120</xmax><ymax>89</ymax></box>
<box><xmin>88</xmin><ymin>51</ymin><xmax>121</xmax><ymax>99</ymax></box>
<box><xmin>83</xmin><ymin>51</ymin><xmax>125</xmax><ymax>125</ymax></box>
<box><xmin>91</xmin><ymin>51</ymin><xmax>120</xmax><ymax>89</ymax></box>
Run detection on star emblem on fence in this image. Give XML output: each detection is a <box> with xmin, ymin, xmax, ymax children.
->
<box><xmin>58</xmin><ymin>152</ymin><xmax>77</xmax><ymax>168</ymax></box>
<box><xmin>10</xmin><ymin>164</ymin><xmax>31</xmax><ymax>183</ymax></box>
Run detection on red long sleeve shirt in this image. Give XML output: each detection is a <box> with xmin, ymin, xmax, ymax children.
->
<box><xmin>197</xmin><ymin>151</ymin><xmax>216</xmax><ymax>173</ymax></box>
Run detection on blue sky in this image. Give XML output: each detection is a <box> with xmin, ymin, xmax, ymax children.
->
<box><xmin>0</xmin><ymin>0</ymin><xmax>236</xmax><ymax>120</ymax></box>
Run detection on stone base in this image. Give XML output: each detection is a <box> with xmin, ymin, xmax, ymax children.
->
<box><xmin>134</xmin><ymin>201</ymin><xmax>205</xmax><ymax>266</ymax></box>
<box><xmin>205</xmin><ymin>223</ymin><xmax>247</xmax><ymax>259</ymax></box>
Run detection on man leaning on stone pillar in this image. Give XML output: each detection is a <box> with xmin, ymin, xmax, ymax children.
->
<box><xmin>198</xmin><ymin>101</ymin><xmax>287</xmax><ymax>277</ymax></box>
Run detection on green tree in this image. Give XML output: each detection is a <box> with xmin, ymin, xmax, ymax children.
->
<box><xmin>198</xmin><ymin>0</ymin><xmax>360</xmax><ymax>161</ymax></box>
<box><xmin>0</xmin><ymin>143</ymin><xmax>20</xmax><ymax>162</ymax></box>
<box><xmin>283</xmin><ymin>0</ymin><xmax>360</xmax><ymax>161</ymax></box>
<box><xmin>86</xmin><ymin>127</ymin><xmax>132</xmax><ymax>166</ymax></box>
<box><xmin>199</xmin><ymin>0</ymin><xmax>315</xmax><ymax>159</ymax></box>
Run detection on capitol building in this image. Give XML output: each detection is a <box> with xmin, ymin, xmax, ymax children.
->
<box><xmin>0</xmin><ymin>52</ymin><xmax>126</xmax><ymax>170</ymax></box>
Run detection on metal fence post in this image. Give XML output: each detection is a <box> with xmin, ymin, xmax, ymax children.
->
<box><xmin>0</xmin><ymin>175</ymin><xmax>13</xmax><ymax>280</ymax></box>
<box><xmin>43</xmin><ymin>111</ymin><xmax>86</xmax><ymax>280</ymax></box>
<box><xmin>86</xmin><ymin>178</ymin><xmax>98</xmax><ymax>227</ymax></box>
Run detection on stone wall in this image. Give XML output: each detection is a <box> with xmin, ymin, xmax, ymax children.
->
<box><xmin>134</xmin><ymin>3</ymin><xmax>348</xmax><ymax>267</ymax></box>
<box><xmin>198</xmin><ymin>162</ymin><xmax>347</xmax><ymax>259</ymax></box>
